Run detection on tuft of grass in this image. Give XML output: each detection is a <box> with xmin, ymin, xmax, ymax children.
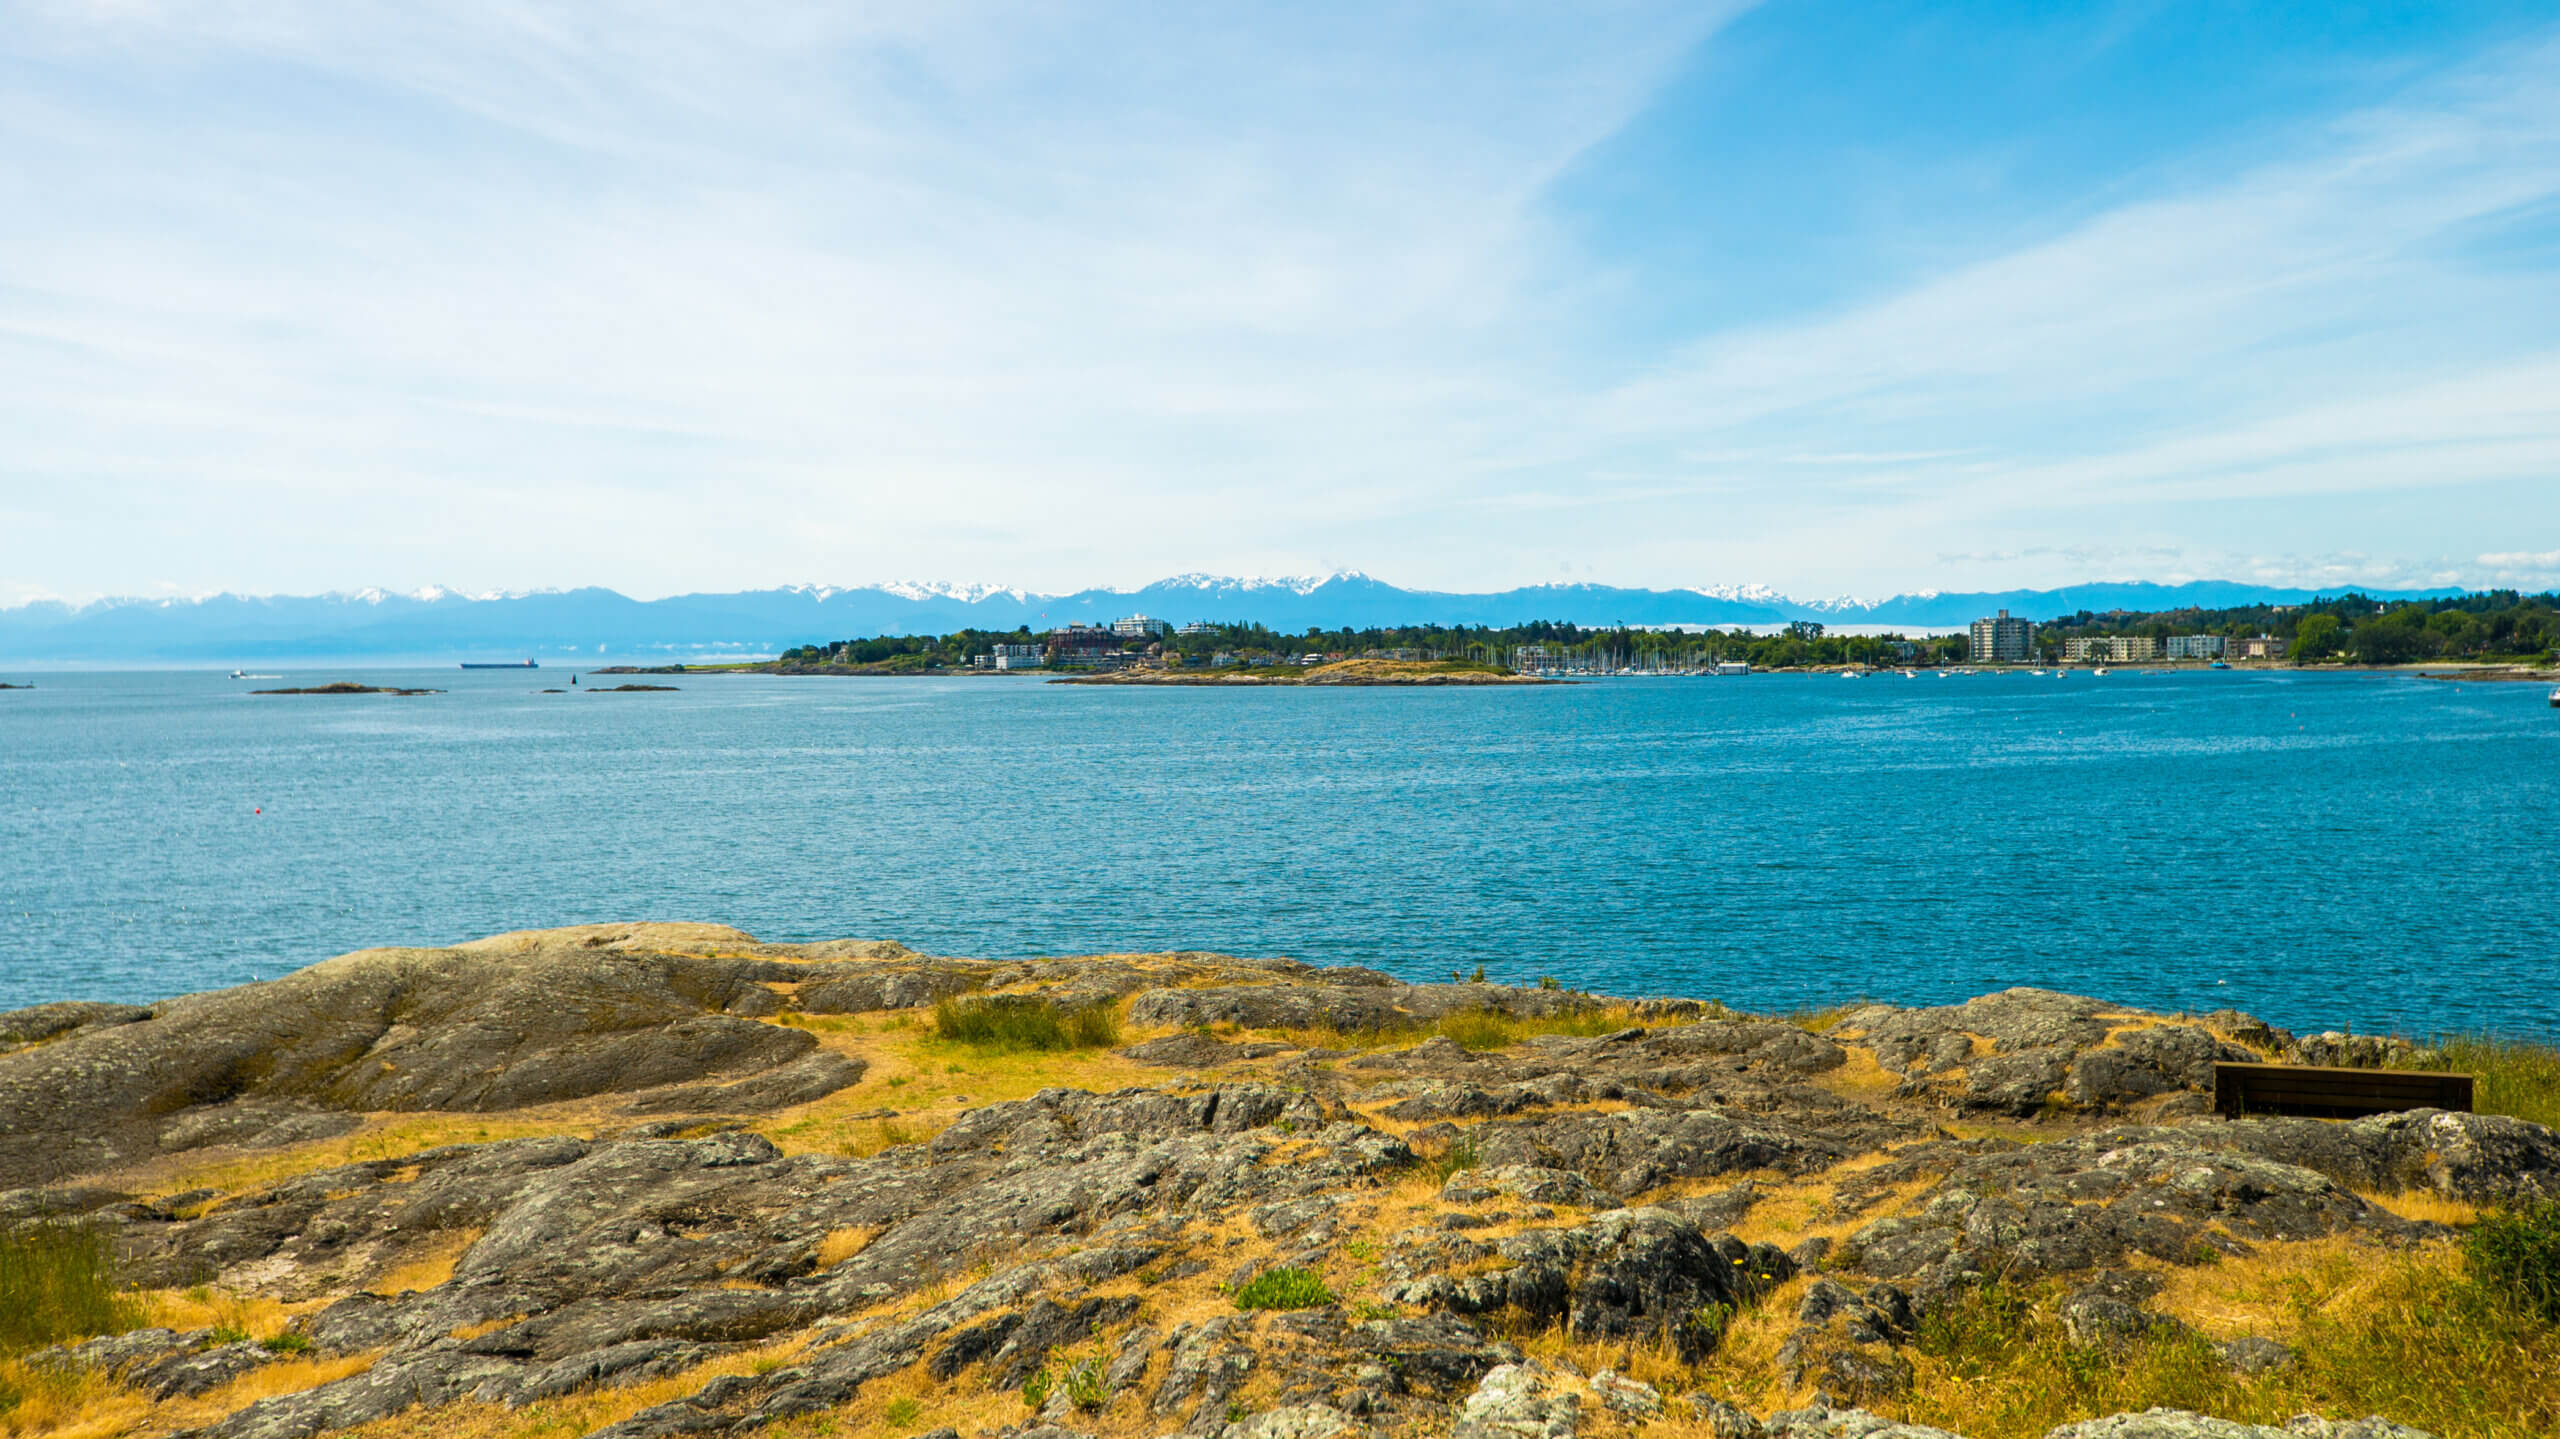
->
<box><xmin>932</xmin><ymin>995</ymin><xmax>1120</xmax><ymax>1053</ymax></box>
<box><xmin>1061</xmin><ymin>1355</ymin><xmax>1109</xmax><ymax>1411</ymax></box>
<box><xmin>2420</xmin><ymin>1034</ymin><xmax>2560</xmax><ymax>1130</ymax></box>
<box><xmin>1785</xmin><ymin>1003</ymin><xmax>1856</xmax><ymax>1034</ymax></box>
<box><xmin>1435</xmin><ymin>1006</ymin><xmax>1635</xmax><ymax>1052</ymax></box>
<box><xmin>1895</xmin><ymin>1249</ymin><xmax>2560</xmax><ymax>1439</ymax></box>
<box><xmin>1426</xmin><ymin>1131</ymin><xmax>1483</xmax><ymax>1184</ymax></box>
<box><xmin>883</xmin><ymin>1396</ymin><xmax>921</xmax><ymax>1426</ymax></box>
<box><xmin>814</xmin><ymin>1226</ymin><xmax>879</xmax><ymax>1268</ymax></box>
<box><xmin>1433</xmin><ymin>1010</ymin><xmax>1519</xmax><ymax>1052</ymax></box>
<box><xmin>0</xmin><ymin>1223</ymin><xmax>145</xmax><ymax>1355</ymax></box>
<box><xmin>1232</xmin><ymin>1266</ymin><xmax>1335</xmax><ymax>1311</ymax></box>
<box><xmin>2467</xmin><ymin>1202</ymin><xmax>2560</xmax><ymax>1326</ymax></box>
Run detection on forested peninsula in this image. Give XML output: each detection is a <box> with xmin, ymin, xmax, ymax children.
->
<box><xmin>591</xmin><ymin>590</ymin><xmax>2560</xmax><ymax>677</ymax></box>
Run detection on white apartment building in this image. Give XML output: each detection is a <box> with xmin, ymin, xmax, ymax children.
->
<box><xmin>2164</xmin><ymin>634</ymin><xmax>2227</xmax><ymax>659</ymax></box>
<box><xmin>1970</xmin><ymin>609</ymin><xmax>2035</xmax><ymax>663</ymax></box>
<box><xmin>2062</xmin><ymin>635</ymin><xmax>2161</xmax><ymax>662</ymax></box>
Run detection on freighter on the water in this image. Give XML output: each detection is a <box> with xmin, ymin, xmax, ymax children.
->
<box><xmin>459</xmin><ymin>659</ymin><xmax>538</xmax><ymax>669</ymax></box>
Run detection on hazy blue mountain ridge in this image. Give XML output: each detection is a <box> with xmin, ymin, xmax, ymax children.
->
<box><xmin>0</xmin><ymin>576</ymin><xmax>2465</xmax><ymax>664</ymax></box>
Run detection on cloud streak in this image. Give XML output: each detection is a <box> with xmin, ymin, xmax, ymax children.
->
<box><xmin>0</xmin><ymin>3</ymin><xmax>2554</xmax><ymax>601</ymax></box>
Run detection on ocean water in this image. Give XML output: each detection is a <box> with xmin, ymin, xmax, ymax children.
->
<box><xmin>2</xmin><ymin>667</ymin><xmax>2554</xmax><ymax>1039</ymax></box>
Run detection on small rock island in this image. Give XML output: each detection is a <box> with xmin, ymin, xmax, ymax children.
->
<box><xmin>1</xmin><ymin>924</ymin><xmax>2553</xmax><ymax>1439</ymax></box>
<box><xmin>248</xmin><ymin>682</ymin><xmax>444</xmax><ymax>696</ymax></box>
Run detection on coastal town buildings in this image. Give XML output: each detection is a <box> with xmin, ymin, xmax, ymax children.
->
<box><xmin>1045</xmin><ymin>625</ymin><xmax>1129</xmax><ymax>671</ymax></box>
<box><xmin>2230</xmin><ymin>635</ymin><xmax>2285</xmax><ymax>660</ymax></box>
<box><xmin>2164</xmin><ymin>635</ymin><xmax>2227</xmax><ymax>659</ymax></box>
<box><xmin>1970</xmin><ymin>609</ymin><xmax>2035</xmax><ymax>663</ymax></box>
<box><xmin>987</xmin><ymin>644</ymin><xmax>1043</xmax><ymax>671</ymax></box>
<box><xmin>1178</xmin><ymin>621</ymin><xmax>1217</xmax><ymax>636</ymax></box>
<box><xmin>2064</xmin><ymin>635</ymin><xmax>2161</xmax><ymax>662</ymax></box>
<box><xmin>1112</xmin><ymin>615</ymin><xmax>1172</xmax><ymax>639</ymax></box>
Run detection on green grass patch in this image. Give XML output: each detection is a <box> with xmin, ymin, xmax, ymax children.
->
<box><xmin>2468</xmin><ymin>1202</ymin><xmax>2560</xmax><ymax>1326</ymax></box>
<box><xmin>1432</xmin><ymin>1006</ymin><xmax>1631</xmax><ymax>1051</ymax></box>
<box><xmin>0</xmin><ymin>1223</ymin><xmax>144</xmax><ymax>1355</ymax></box>
<box><xmin>1233</xmin><ymin>1266</ymin><xmax>1335</xmax><ymax>1311</ymax></box>
<box><xmin>2420</xmin><ymin>1034</ymin><xmax>2560</xmax><ymax>1131</ymax></box>
<box><xmin>931</xmin><ymin>995</ymin><xmax>1121</xmax><ymax>1053</ymax></box>
<box><xmin>1425</xmin><ymin>1131</ymin><xmax>1483</xmax><ymax>1185</ymax></box>
<box><xmin>1282</xmin><ymin>1003</ymin><xmax>1632</xmax><ymax>1055</ymax></box>
<box><xmin>1897</xmin><ymin>1257</ymin><xmax>2560</xmax><ymax>1439</ymax></box>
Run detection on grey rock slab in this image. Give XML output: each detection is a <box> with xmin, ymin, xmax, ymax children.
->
<box><xmin>0</xmin><ymin>999</ymin><xmax>153</xmax><ymax>1050</ymax></box>
<box><xmin>1220</xmin><ymin>1403</ymin><xmax>1358</xmax><ymax>1439</ymax></box>
<box><xmin>0</xmin><ymin>934</ymin><xmax>850</xmax><ymax>1187</ymax></box>
<box><xmin>1764</xmin><ymin>1405</ymin><xmax>1969</xmax><ymax>1437</ymax></box>
<box><xmin>2043</xmin><ymin>1412</ymin><xmax>2440</xmax><ymax>1438</ymax></box>
<box><xmin>1393</xmin><ymin>1208</ymin><xmax>1793</xmax><ymax>1362</ymax></box>
<box><xmin>1454</xmin><ymin>1363</ymin><xmax>1579</xmax><ymax>1439</ymax></box>
<box><xmin>129</xmin><ymin>1340</ymin><xmax>277</xmax><ymax>1399</ymax></box>
<box><xmin>1590</xmin><ymin>1368</ymin><xmax>1664</xmax><ymax>1416</ymax></box>
<box><xmin>1441</xmin><ymin>1165</ymin><xmax>1615</xmax><ymax>1210</ymax></box>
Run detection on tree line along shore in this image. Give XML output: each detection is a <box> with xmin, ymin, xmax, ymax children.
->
<box><xmin>1</xmin><ymin>922</ymin><xmax>2556</xmax><ymax>1439</ymax></box>
<box><xmin>579</xmin><ymin>590</ymin><xmax>2560</xmax><ymax>679</ymax></box>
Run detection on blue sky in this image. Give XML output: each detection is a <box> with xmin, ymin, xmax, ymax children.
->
<box><xmin>3</xmin><ymin>0</ymin><xmax>2556</xmax><ymax>603</ymax></box>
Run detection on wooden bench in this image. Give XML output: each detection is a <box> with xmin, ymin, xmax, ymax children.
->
<box><xmin>2212</xmin><ymin>1061</ymin><xmax>2473</xmax><ymax>1119</ymax></box>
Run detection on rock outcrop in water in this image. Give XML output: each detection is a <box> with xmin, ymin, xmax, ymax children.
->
<box><xmin>2</xmin><ymin>925</ymin><xmax>2553</xmax><ymax>1439</ymax></box>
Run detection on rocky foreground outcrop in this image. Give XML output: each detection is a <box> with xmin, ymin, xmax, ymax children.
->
<box><xmin>2</xmin><ymin>924</ymin><xmax>2553</xmax><ymax>1439</ymax></box>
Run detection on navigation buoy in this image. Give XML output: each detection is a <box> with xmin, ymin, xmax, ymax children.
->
<box><xmin>254</xmin><ymin>808</ymin><xmax>261</xmax><ymax>815</ymax></box>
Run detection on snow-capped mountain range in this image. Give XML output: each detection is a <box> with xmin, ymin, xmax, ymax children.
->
<box><xmin>0</xmin><ymin>574</ymin><xmax>2466</xmax><ymax>664</ymax></box>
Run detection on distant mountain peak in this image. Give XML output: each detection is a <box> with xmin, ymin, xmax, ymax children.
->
<box><xmin>0</xmin><ymin>573</ymin><xmax>2484</xmax><ymax>663</ymax></box>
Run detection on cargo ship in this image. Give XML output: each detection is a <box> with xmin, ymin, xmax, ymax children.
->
<box><xmin>460</xmin><ymin>660</ymin><xmax>539</xmax><ymax>669</ymax></box>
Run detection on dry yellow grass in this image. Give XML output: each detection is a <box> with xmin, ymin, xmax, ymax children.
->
<box><xmin>815</xmin><ymin>1226</ymin><xmax>879</xmax><ymax>1268</ymax></box>
<box><xmin>371</xmin><ymin>1228</ymin><xmax>482</xmax><ymax>1297</ymax></box>
<box><xmin>2147</xmin><ymin>1234</ymin><xmax>2420</xmax><ymax>1341</ymax></box>
<box><xmin>331</xmin><ymin>1335</ymin><xmax>808</xmax><ymax>1439</ymax></box>
<box><xmin>130</xmin><ymin>1110</ymin><xmax>610</xmax><ymax>1201</ymax></box>
<box><xmin>2354</xmin><ymin>1187</ymin><xmax>2482</xmax><ymax>1227</ymax></box>
<box><xmin>0</xmin><ymin>1350</ymin><xmax>380</xmax><ymax>1439</ymax></box>
<box><xmin>1809</xmin><ymin>1046</ymin><xmax>1907</xmax><ymax>1105</ymax></box>
<box><xmin>752</xmin><ymin>1014</ymin><xmax>1163</xmax><ymax>1161</ymax></box>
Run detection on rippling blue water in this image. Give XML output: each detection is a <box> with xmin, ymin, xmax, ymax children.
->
<box><xmin>3</xmin><ymin>668</ymin><xmax>2554</xmax><ymax>1037</ymax></box>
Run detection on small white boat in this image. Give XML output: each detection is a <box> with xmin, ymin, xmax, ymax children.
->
<box><xmin>2549</xmin><ymin>687</ymin><xmax>2559</xmax><ymax>709</ymax></box>
<box><xmin>2093</xmin><ymin>667</ymin><xmax>2109</xmax><ymax>676</ymax></box>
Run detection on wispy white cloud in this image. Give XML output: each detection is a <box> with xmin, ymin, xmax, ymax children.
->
<box><xmin>1</xmin><ymin>4</ymin><xmax>2555</xmax><ymax>602</ymax></box>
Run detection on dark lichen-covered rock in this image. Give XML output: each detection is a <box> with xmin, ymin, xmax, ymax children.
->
<box><xmin>2045</xmin><ymin>1412</ymin><xmax>2440</xmax><ymax>1437</ymax></box>
<box><xmin>1840</xmin><ymin>991</ymin><xmax>2259</xmax><ymax>1116</ymax></box>
<box><xmin>0</xmin><ymin>999</ymin><xmax>153</xmax><ymax>1052</ymax></box>
<box><xmin>2215</xmin><ymin>1110</ymin><xmax>2560</xmax><ymax>1207</ymax></box>
<box><xmin>1393</xmin><ymin>1208</ymin><xmax>1793</xmax><ymax>1361</ymax></box>
<box><xmin>1837</xmin><ymin>1128</ymin><xmax>2430</xmax><ymax>1298</ymax></box>
<box><xmin>1778</xmin><ymin>1279</ymin><xmax>1916</xmax><ymax>1404</ymax></box>
<box><xmin>3</xmin><ymin>931</ymin><xmax>2543</xmax><ymax>1439</ymax></box>
<box><xmin>1762</xmin><ymin>1402</ymin><xmax>1967</xmax><ymax>1437</ymax></box>
<box><xmin>1126</xmin><ymin>981</ymin><xmax>1599</xmax><ymax>1033</ymax></box>
<box><xmin>1465</xmin><ymin>1106</ymin><xmax>1857</xmax><ymax>1197</ymax></box>
<box><xmin>0</xmin><ymin>925</ymin><xmax>862</xmax><ymax>1186</ymax></box>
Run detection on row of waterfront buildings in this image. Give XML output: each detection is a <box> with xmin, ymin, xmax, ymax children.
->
<box><xmin>976</xmin><ymin>610</ymin><xmax>2291</xmax><ymax>672</ymax></box>
<box><xmin>977</xmin><ymin>615</ymin><xmax>1213</xmax><ymax>671</ymax></box>
<box><xmin>1969</xmin><ymin>610</ymin><xmax>2285</xmax><ymax>664</ymax></box>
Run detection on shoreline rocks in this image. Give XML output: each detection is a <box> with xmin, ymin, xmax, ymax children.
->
<box><xmin>1</xmin><ymin>927</ymin><xmax>2543</xmax><ymax>1439</ymax></box>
